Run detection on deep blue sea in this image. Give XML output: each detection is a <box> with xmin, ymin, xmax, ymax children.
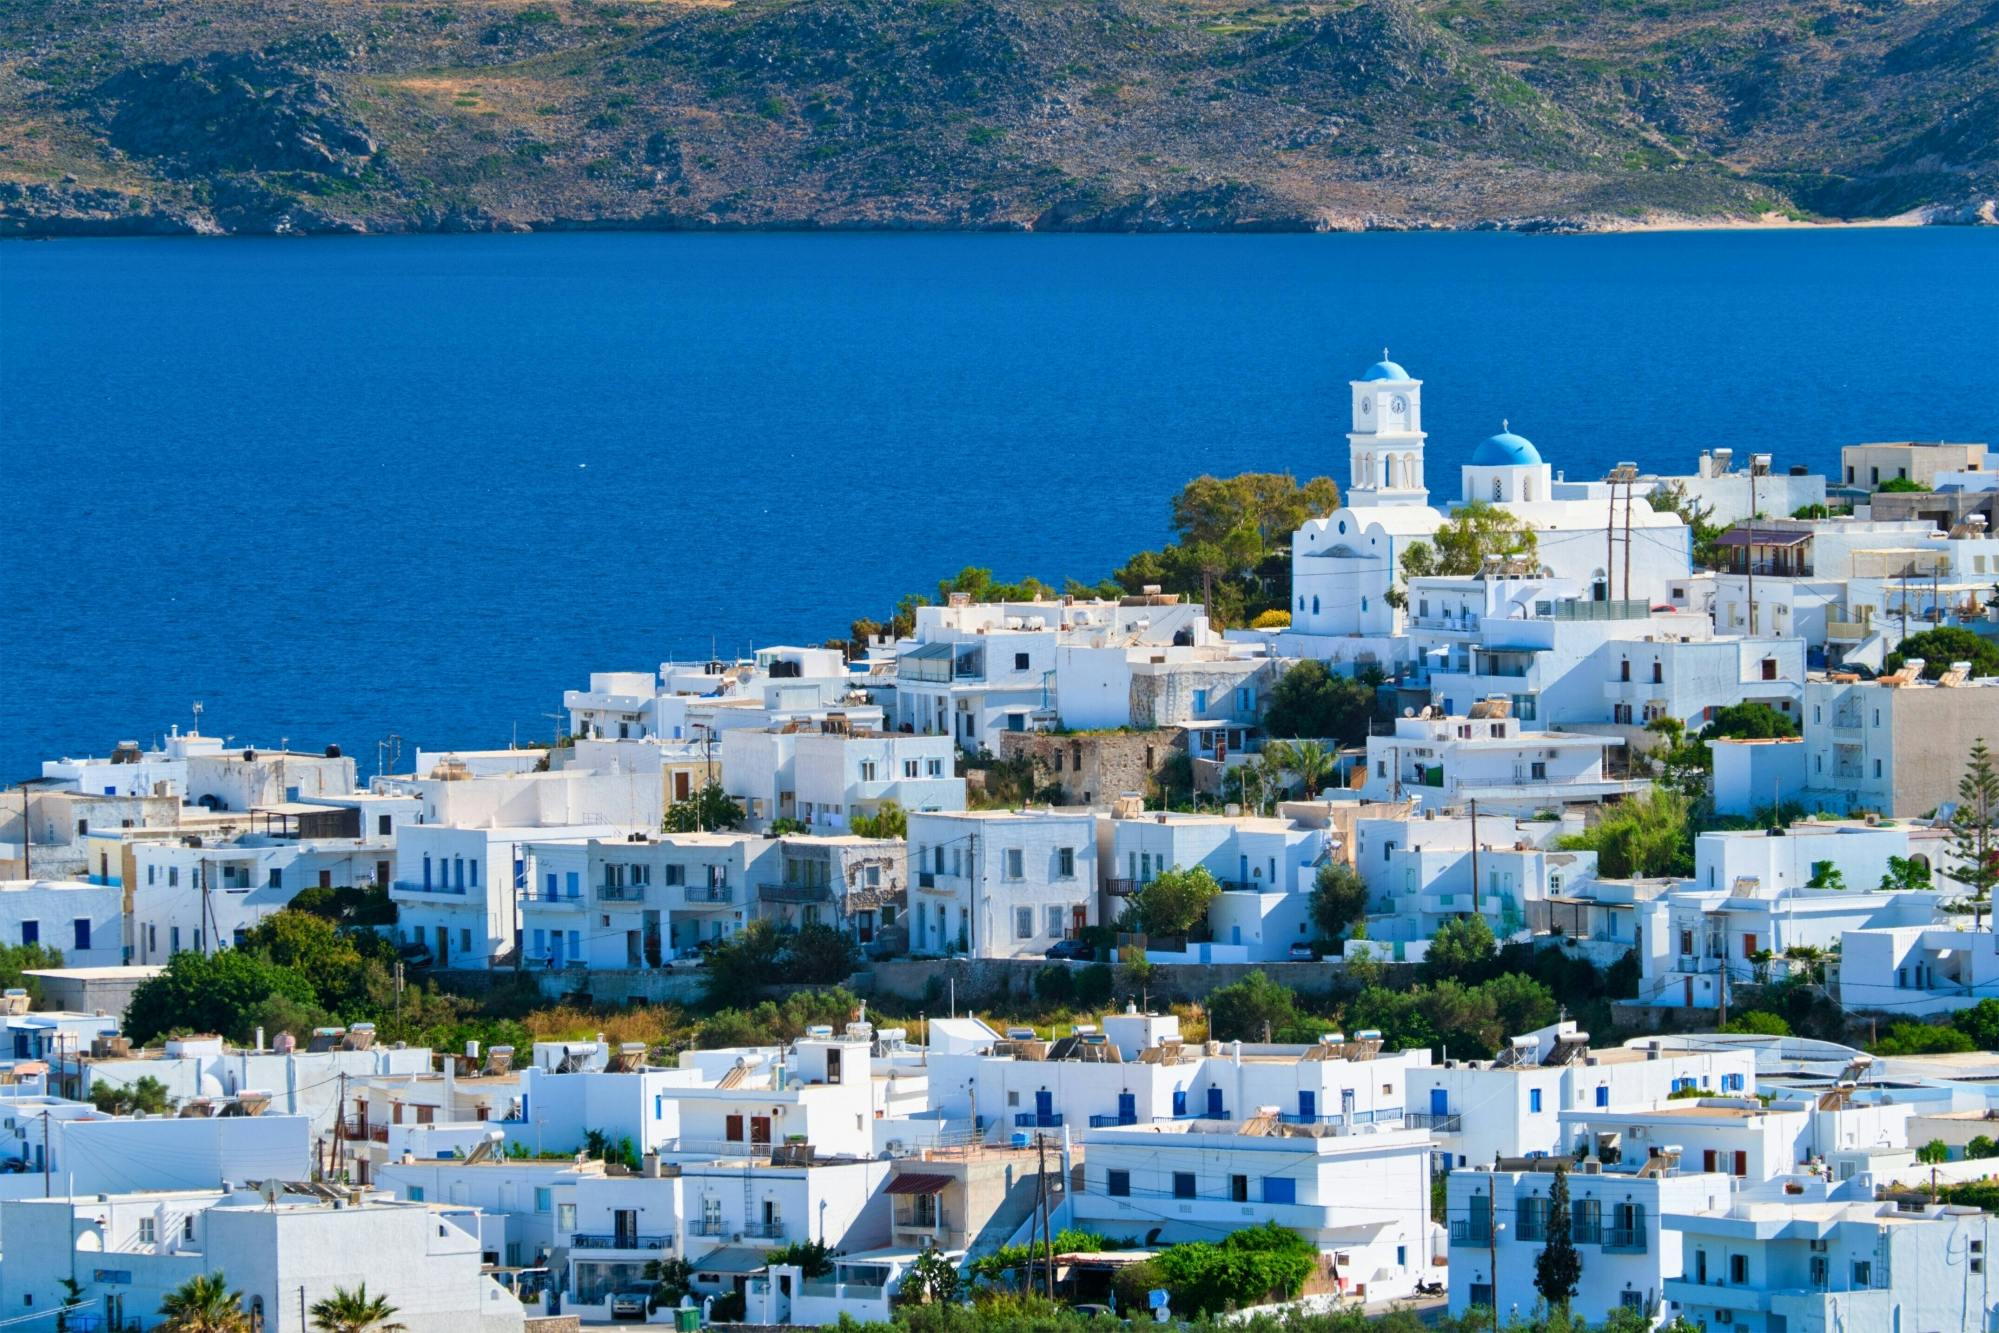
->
<box><xmin>3</xmin><ymin>230</ymin><xmax>1996</xmax><ymax>778</ymax></box>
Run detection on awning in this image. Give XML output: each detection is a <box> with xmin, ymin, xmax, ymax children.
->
<box><xmin>885</xmin><ymin>1173</ymin><xmax>951</xmax><ymax>1196</ymax></box>
<box><xmin>693</xmin><ymin>1245</ymin><xmax>772</xmax><ymax>1275</ymax></box>
<box><xmin>901</xmin><ymin>642</ymin><xmax>954</xmax><ymax>662</ymax></box>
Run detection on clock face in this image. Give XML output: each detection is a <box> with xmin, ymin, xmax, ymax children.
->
<box><xmin>1391</xmin><ymin>395</ymin><xmax>1408</xmax><ymax>414</ymax></box>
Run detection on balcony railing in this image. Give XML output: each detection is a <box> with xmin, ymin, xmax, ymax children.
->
<box><xmin>598</xmin><ymin>883</ymin><xmax>647</xmax><ymax>903</ymax></box>
<box><xmin>393</xmin><ymin>880</ymin><xmax>466</xmax><ymax>897</ymax></box>
<box><xmin>1602</xmin><ymin>1227</ymin><xmax>1647</xmax><ymax>1253</ymax></box>
<box><xmin>758</xmin><ymin>883</ymin><xmax>833</xmax><ymax>904</ymax></box>
<box><xmin>1104</xmin><ymin>878</ymin><xmax>1142</xmax><ymax>897</ymax></box>
<box><xmin>1450</xmin><ymin>1220</ymin><xmax>1491</xmax><ymax>1246</ymax></box>
<box><xmin>1015</xmin><ymin>1112</ymin><xmax>1065</xmax><ymax>1128</ymax></box>
<box><xmin>740</xmin><ymin>1221</ymin><xmax>786</xmax><ymax>1240</ymax></box>
<box><xmin>572</xmin><ymin>1232</ymin><xmax>673</xmax><ymax>1251</ymax></box>
<box><xmin>1403</xmin><ymin>1112</ymin><xmax>1462</xmax><ymax>1133</ymax></box>
<box><xmin>686</xmin><ymin>884</ymin><xmax>733</xmax><ymax>903</ymax></box>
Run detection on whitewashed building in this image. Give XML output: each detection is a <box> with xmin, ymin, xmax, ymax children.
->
<box><xmin>905</xmin><ymin>810</ymin><xmax>1097</xmax><ymax>958</ymax></box>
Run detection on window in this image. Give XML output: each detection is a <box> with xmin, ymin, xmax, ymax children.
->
<box><xmin>1016</xmin><ymin>908</ymin><xmax>1033</xmax><ymax>940</ymax></box>
<box><xmin>1192</xmin><ymin>689</ymin><xmax>1208</xmax><ymax>713</ymax></box>
<box><xmin>1004</xmin><ymin>849</ymin><xmax>1024</xmax><ymax>880</ymax></box>
<box><xmin>407</xmin><ymin>1186</ymin><xmax>425</xmax><ymax>1202</ymax></box>
<box><xmin>73</xmin><ymin>919</ymin><xmax>90</xmax><ymax>952</ymax></box>
<box><xmin>926</xmin><ymin>758</ymin><xmax>944</xmax><ymax>777</ymax></box>
<box><xmin>534</xmin><ymin>1187</ymin><xmax>552</xmax><ymax>1214</ymax></box>
<box><xmin>1730</xmin><ymin>1254</ymin><xmax>1748</xmax><ymax>1284</ymax></box>
<box><xmin>1014</xmin><ymin>652</ymin><xmax>1031</xmax><ymax>672</ymax></box>
<box><xmin>903</xmin><ymin>759</ymin><xmax>920</xmax><ymax>779</ymax></box>
<box><xmin>1263</xmin><ymin>1177</ymin><xmax>1295</xmax><ymax>1204</ymax></box>
<box><xmin>665</xmin><ymin>864</ymin><xmax>684</xmax><ymax>886</ymax></box>
<box><xmin>138</xmin><ymin>1217</ymin><xmax>156</xmax><ymax>1244</ymax></box>
<box><xmin>378</xmin><ymin>814</ymin><xmax>392</xmax><ymax>836</ymax></box>
<box><xmin>1529</xmin><ymin>1088</ymin><xmax>1543</xmax><ymax>1113</ymax></box>
<box><xmin>1057</xmin><ymin>848</ymin><xmax>1076</xmax><ymax>879</ymax></box>
<box><xmin>1230</xmin><ymin>1175</ymin><xmax>1248</xmax><ymax>1202</ymax></box>
<box><xmin>1107</xmin><ymin>1170</ymin><xmax>1130</xmax><ymax>1197</ymax></box>
<box><xmin>1235</xmin><ymin>688</ymin><xmax>1255</xmax><ymax>714</ymax></box>
<box><xmin>1047</xmin><ymin>906</ymin><xmax>1064</xmax><ymax>937</ymax></box>
<box><xmin>1172</xmin><ymin>1172</ymin><xmax>1196</xmax><ymax>1200</ymax></box>
<box><xmin>1530</xmin><ymin>761</ymin><xmax>1546</xmax><ymax>780</ymax></box>
<box><xmin>1852</xmin><ymin>1260</ymin><xmax>1871</xmax><ymax>1288</ymax></box>
<box><xmin>557</xmin><ymin>1202</ymin><xmax>576</xmax><ymax>1231</ymax></box>
<box><xmin>860</xmin><ymin>760</ymin><xmax>878</xmax><ymax>782</ymax></box>
<box><xmin>268</xmin><ymin>868</ymin><xmax>282</xmax><ymax>889</ymax></box>
<box><xmin>19</xmin><ymin>922</ymin><xmax>36</xmax><ymax>947</ymax></box>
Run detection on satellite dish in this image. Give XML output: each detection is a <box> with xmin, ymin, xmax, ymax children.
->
<box><xmin>259</xmin><ymin>1180</ymin><xmax>283</xmax><ymax>1206</ymax></box>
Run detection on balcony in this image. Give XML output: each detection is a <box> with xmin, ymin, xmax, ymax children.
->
<box><xmin>1104</xmin><ymin>878</ymin><xmax>1142</xmax><ymax>897</ymax></box>
<box><xmin>758</xmin><ymin>883</ymin><xmax>832</xmax><ymax>905</ymax></box>
<box><xmin>572</xmin><ymin>1232</ymin><xmax>673</xmax><ymax>1251</ymax></box>
<box><xmin>1602</xmin><ymin>1227</ymin><xmax>1647</xmax><ymax>1253</ymax></box>
<box><xmin>1403</xmin><ymin>1112</ymin><xmax>1462</xmax><ymax>1133</ymax></box>
<box><xmin>393</xmin><ymin>880</ymin><xmax>466</xmax><ymax>897</ymax></box>
<box><xmin>1015</xmin><ymin>1112</ymin><xmax>1065</xmax><ymax>1128</ymax></box>
<box><xmin>1449</xmin><ymin>1220</ymin><xmax>1491</xmax><ymax>1246</ymax></box>
<box><xmin>741</xmin><ymin>1221</ymin><xmax>786</xmax><ymax>1240</ymax></box>
<box><xmin>1088</xmin><ymin>1114</ymin><xmax>1138</xmax><ymax>1128</ymax></box>
<box><xmin>598</xmin><ymin>883</ymin><xmax>646</xmax><ymax>903</ymax></box>
<box><xmin>524</xmin><ymin>892</ymin><xmax>585</xmax><ymax>910</ymax></box>
<box><xmin>685</xmin><ymin>884</ymin><xmax>733</xmax><ymax>904</ymax></box>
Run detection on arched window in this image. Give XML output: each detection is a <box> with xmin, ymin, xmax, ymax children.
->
<box><xmin>1361</xmin><ymin>597</ymin><xmax>1369</xmax><ymax>614</ymax></box>
<box><xmin>1492</xmin><ymin>477</ymin><xmax>1504</xmax><ymax>501</ymax></box>
<box><xmin>1522</xmin><ymin>475</ymin><xmax>1536</xmax><ymax>502</ymax></box>
<box><xmin>1297</xmin><ymin>595</ymin><xmax>1305</xmax><ymax>611</ymax></box>
<box><xmin>1312</xmin><ymin>596</ymin><xmax>1321</xmax><ymax>615</ymax></box>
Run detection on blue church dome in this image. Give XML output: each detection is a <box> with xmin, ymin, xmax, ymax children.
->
<box><xmin>1361</xmin><ymin>359</ymin><xmax>1411</xmax><ymax>382</ymax></box>
<box><xmin>1473</xmin><ymin>429</ymin><xmax>1543</xmax><ymax>467</ymax></box>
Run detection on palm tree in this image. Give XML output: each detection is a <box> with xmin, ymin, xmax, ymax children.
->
<box><xmin>309</xmin><ymin>1285</ymin><xmax>405</xmax><ymax>1333</ymax></box>
<box><xmin>159</xmin><ymin>1274</ymin><xmax>250</xmax><ymax>1333</ymax></box>
<box><xmin>1282</xmin><ymin>739</ymin><xmax>1335</xmax><ymax>799</ymax></box>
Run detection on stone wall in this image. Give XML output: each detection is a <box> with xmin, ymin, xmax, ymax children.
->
<box><xmin>995</xmin><ymin>728</ymin><xmax>1184</xmax><ymax>807</ymax></box>
<box><xmin>864</xmin><ymin>955</ymin><xmax>1411</xmax><ymax>1007</ymax></box>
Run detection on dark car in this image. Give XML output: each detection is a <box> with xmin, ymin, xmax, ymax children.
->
<box><xmin>1045</xmin><ymin>939</ymin><xmax>1095</xmax><ymax>961</ymax></box>
<box><xmin>1288</xmin><ymin>943</ymin><xmax>1317</xmax><ymax>961</ymax></box>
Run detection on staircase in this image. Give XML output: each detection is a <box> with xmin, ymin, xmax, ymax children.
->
<box><xmin>960</xmin><ymin>1164</ymin><xmax>1064</xmax><ymax>1272</ymax></box>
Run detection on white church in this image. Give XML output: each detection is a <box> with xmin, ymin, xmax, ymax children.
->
<box><xmin>1287</xmin><ymin>356</ymin><xmax>1691</xmax><ymax>645</ymax></box>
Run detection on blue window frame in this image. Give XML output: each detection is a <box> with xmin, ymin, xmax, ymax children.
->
<box><xmin>1529</xmin><ymin>1088</ymin><xmax>1543</xmax><ymax>1113</ymax></box>
<box><xmin>1263</xmin><ymin>1177</ymin><xmax>1295</xmax><ymax>1205</ymax></box>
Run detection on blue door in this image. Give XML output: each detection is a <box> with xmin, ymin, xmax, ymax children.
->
<box><xmin>1298</xmin><ymin>1091</ymin><xmax>1316</xmax><ymax>1121</ymax></box>
<box><xmin>1231</xmin><ymin>926</ymin><xmax>1242</xmax><ymax>945</ymax></box>
<box><xmin>1207</xmin><ymin>1086</ymin><xmax>1224</xmax><ymax>1117</ymax></box>
<box><xmin>1117</xmin><ymin>1092</ymin><xmax>1136</xmax><ymax>1126</ymax></box>
<box><xmin>1172</xmin><ymin>1089</ymin><xmax>1187</xmax><ymax>1117</ymax></box>
<box><xmin>1430</xmin><ymin>1088</ymin><xmax>1449</xmax><ymax>1117</ymax></box>
<box><xmin>1035</xmin><ymin>1090</ymin><xmax>1053</xmax><ymax>1124</ymax></box>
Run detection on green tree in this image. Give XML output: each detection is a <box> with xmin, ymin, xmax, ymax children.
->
<box><xmin>1886</xmin><ymin>628</ymin><xmax>1999</xmax><ymax>680</ymax></box>
<box><xmin>1947</xmin><ymin>738</ymin><xmax>1999</xmax><ymax>923</ymax></box>
<box><xmin>1969</xmin><ymin>1136</ymin><xmax>1999</xmax><ymax>1161</ymax></box>
<box><xmin>1705</xmin><ymin>702</ymin><xmax>1799</xmax><ymax>742</ymax></box>
<box><xmin>701</xmin><ymin>921</ymin><xmax>785</xmax><ymax>1009</ymax></box>
<box><xmin>159</xmin><ymin>1273</ymin><xmax>250</xmax><ymax>1333</ymax></box>
<box><xmin>643</xmin><ymin>1257</ymin><xmax>694</xmax><ymax>1308</ymax></box>
<box><xmin>0</xmin><ymin>941</ymin><xmax>65</xmax><ymax>1006</ymax></box>
<box><xmin>1206</xmin><ymin>970</ymin><xmax>1298</xmax><ymax>1042</ymax></box>
<box><xmin>1398</xmin><ymin>501</ymin><xmax>1539</xmax><ymax>581</ymax></box>
<box><xmin>1955</xmin><ymin>998</ymin><xmax>1999</xmax><ymax>1050</ymax></box>
<box><xmin>126</xmin><ymin>950</ymin><xmax>320</xmax><ymax>1046</ymax></box>
<box><xmin>1916</xmin><ymin>1139</ymin><xmax>1951</xmax><ymax>1165</ymax></box>
<box><xmin>1533</xmin><ymin>1162</ymin><xmax>1582</xmax><ymax>1310</ymax></box>
<box><xmin>1310</xmin><ymin>861</ymin><xmax>1371</xmax><ymax>943</ymax></box>
<box><xmin>89</xmin><ymin>1074</ymin><xmax>175</xmax><ymax>1115</ymax></box>
<box><xmin>1652</xmin><ymin>483</ymin><xmax>1726</xmax><ymax>568</ymax></box>
<box><xmin>898</xmin><ymin>1248</ymin><xmax>960</xmax><ymax>1306</ymax></box>
<box><xmin>1557</xmin><ymin>787</ymin><xmax>1694</xmax><ymax>879</ymax></box>
<box><xmin>1806</xmin><ymin>862</ymin><xmax>1847</xmax><ymax>891</ymax></box>
<box><xmin>308</xmin><ymin>1284</ymin><xmax>405</xmax><ymax>1333</ymax></box>
<box><xmin>764</xmin><ymin>1239</ymin><xmax>836</xmax><ymax>1278</ymax></box>
<box><xmin>1423</xmin><ymin>914</ymin><xmax>1496</xmax><ymax>979</ymax></box>
<box><xmin>1262</xmin><ymin>659</ymin><xmax>1380</xmax><ymax>745</ymax></box>
<box><xmin>1128</xmin><ymin>866</ymin><xmax>1223</xmax><ymax>938</ymax></box>
<box><xmin>1265</xmin><ymin>739</ymin><xmax>1336</xmax><ymax>798</ymax></box>
<box><xmin>1877</xmin><ymin>476</ymin><xmax>1929</xmax><ymax>493</ymax></box>
<box><xmin>849</xmin><ymin>800</ymin><xmax>908</xmax><ymax>839</ymax></box>
<box><xmin>663</xmin><ymin>782</ymin><xmax>744</xmax><ymax>832</ymax></box>
<box><xmin>1881</xmin><ymin>855</ymin><xmax>1933</xmax><ymax>891</ymax></box>
<box><xmin>782</xmin><ymin>923</ymin><xmax>860</xmax><ymax>984</ymax></box>
<box><xmin>240</xmin><ymin>911</ymin><xmax>369</xmax><ymax>1010</ymax></box>
<box><xmin>1148</xmin><ymin>1223</ymin><xmax>1316</xmax><ymax>1315</ymax></box>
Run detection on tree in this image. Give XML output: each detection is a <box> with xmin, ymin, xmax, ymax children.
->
<box><xmin>1652</xmin><ymin>483</ymin><xmax>1725</xmax><ymax>569</ymax></box>
<box><xmin>1947</xmin><ymin>738</ymin><xmax>1999</xmax><ymax>923</ymax></box>
<box><xmin>1533</xmin><ymin>1163</ymin><xmax>1582</xmax><ymax>1310</ymax></box>
<box><xmin>1877</xmin><ymin>476</ymin><xmax>1929</xmax><ymax>493</ymax></box>
<box><xmin>1128</xmin><ymin>866</ymin><xmax>1223</xmax><ymax>938</ymax></box>
<box><xmin>1265</xmin><ymin>739</ymin><xmax>1335</xmax><ymax>798</ymax></box>
<box><xmin>899</xmin><ymin>1249</ymin><xmax>960</xmax><ymax>1306</ymax></box>
<box><xmin>1310</xmin><ymin>862</ymin><xmax>1371</xmax><ymax>943</ymax></box>
<box><xmin>1705</xmin><ymin>702</ymin><xmax>1799</xmax><ymax>742</ymax></box>
<box><xmin>1556</xmin><ymin>787</ymin><xmax>1694</xmax><ymax>879</ymax></box>
<box><xmin>309</xmin><ymin>1285</ymin><xmax>405</xmax><ymax>1333</ymax></box>
<box><xmin>1969</xmin><ymin>1136</ymin><xmax>1999</xmax><ymax>1161</ymax></box>
<box><xmin>0</xmin><ymin>941</ymin><xmax>65</xmax><ymax>1004</ymax></box>
<box><xmin>1881</xmin><ymin>855</ymin><xmax>1932</xmax><ymax>891</ymax></box>
<box><xmin>765</xmin><ymin>1239</ymin><xmax>836</xmax><ymax>1278</ymax></box>
<box><xmin>1720</xmin><ymin>1011</ymin><xmax>1792</xmax><ymax>1037</ymax></box>
<box><xmin>159</xmin><ymin>1273</ymin><xmax>250</xmax><ymax>1333</ymax></box>
<box><xmin>644</xmin><ymin>1257</ymin><xmax>694</xmax><ymax>1309</ymax></box>
<box><xmin>1147</xmin><ymin>1223</ymin><xmax>1316</xmax><ymax>1315</ymax></box>
<box><xmin>1952</xmin><ymin>997</ymin><xmax>1999</xmax><ymax>1050</ymax></box>
<box><xmin>663</xmin><ymin>782</ymin><xmax>743</xmax><ymax>833</ymax></box>
<box><xmin>125</xmin><ymin>949</ymin><xmax>320</xmax><ymax>1046</ymax></box>
<box><xmin>1262</xmin><ymin>659</ymin><xmax>1379</xmax><ymax>745</ymax></box>
<box><xmin>1806</xmin><ymin>862</ymin><xmax>1847</xmax><ymax>891</ymax></box>
<box><xmin>702</xmin><ymin>921</ymin><xmax>786</xmax><ymax>1009</ymax></box>
<box><xmin>782</xmin><ymin>924</ymin><xmax>860</xmax><ymax>984</ymax></box>
<box><xmin>1886</xmin><ymin>628</ymin><xmax>1999</xmax><ymax>681</ymax></box>
<box><xmin>89</xmin><ymin>1074</ymin><xmax>174</xmax><ymax>1116</ymax></box>
<box><xmin>1423</xmin><ymin>914</ymin><xmax>1496</xmax><ymax>979</ymax></box>
<box><xmin>1873</xmin><ymin>1022</ymin><xmax>1976</xmax><ymax>1056</ymax></box>
<box><xmin>1398</xmin><ymin>501</ymin><xmax>1538</xmax><ymax>581</ymax></box>
<box><xmin>1916</xmin><ymin>1139</ymin><xmax>1951</xmax><ymax>1165</ymax></box>
<box><xmin>849</xmin><ymin>800</ymin><xmax>907</xmax><ymax>839</ymax></box>
<box><xmin>1206</xmin><ymin>970</ymin><xmax>1298</xmax><ymax>1042</ymax></box>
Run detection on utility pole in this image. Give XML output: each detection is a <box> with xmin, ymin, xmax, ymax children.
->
<box><xmin>1746</xmin><ymin>455</ymin><xmax>1770</xmax><ymax>635</ymax></box>
<box><xmin>18</xmin><ymin>783</ymin><xmax>28</xmax><ymax>880</ymax></box>
<box><xmin>1036</xmin><ymin>1132</ymin><xmax>1055</xmax><ymax>1299</ymax></box>
<box><xmin>1717</xmin><ymin>951</ymin><xmax>1729</xmax><ymax>1030</ymax></box>
<box><xmin>1487</xmin><ymin>1180</ymin><xmax>1498</xmax><ymax>1333</ymax></box>
<box><xmin>1469</xmin><ymin>798</ymin><xmax>1481</xmax><ymax>919</ymax></box>
<box><xmin>1622</xmin><ymin>477</ymin><xmax>1635</xmax><ymax>603</ymax></box>
<box><xmin>330</xmin><ymin>1071</ymin><xmax>348</xmax><ymax>1181</ymax></box>
<box><xmin>42</xmin><ymin>1107</ymin><xmax>50</xmax><ymax>1198</ymax></box>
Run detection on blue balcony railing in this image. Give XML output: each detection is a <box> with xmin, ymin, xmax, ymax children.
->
<box><xmin>1015</xmin><ymin>1113</ymin><xmax>1064</xmax><ymax>1128</ymax></box>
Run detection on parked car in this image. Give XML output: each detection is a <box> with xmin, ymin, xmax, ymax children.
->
<box><xmin>608</xmin><ymin>1284</ymin><xmax>654</xmax><ymax>1320</ymax></box>
<box><xmin>1288</xmin><ymin>943</ymin><xmax>1317</xmax><ymax>961</ymax></box>
<box><xmin>1045</xmin><ymin>939</ymin><xmax>1096</xmax><ymax>961</ymax></box>
<box><xmin>397</xmin><ymin>942</ymin><xmax>433</xmax><ymax>967</ymax></box>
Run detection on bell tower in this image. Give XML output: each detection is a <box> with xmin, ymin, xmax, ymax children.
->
<box><xmin>1347</xmin><ymin>352</ymin><xmax>1428</xmax><ymax>507</ymax></box>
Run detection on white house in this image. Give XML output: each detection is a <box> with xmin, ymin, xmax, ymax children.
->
<box><xmin>0</xmin><ymin>879</ymin><xmax>122</xmax><ymax>965</ymax></box>
<box><xmin>1351</xmin><ymin>808</ymin><xmax>1593</xmax><ymax>943</ymax></box>
<box><xmin>905</xmin><ymin>810</ymin><xmax>1098</xmax><ymax>958</ymax></box>
<box><xmin>1446</xmin><ymin>1154</ymin><xmax>1732</xmax><ymax>1324</ymax></box>
<box><xmin>391</xmin><ymin>822</ymin><xmax>621</xmax><ymax>970</ymax></box>
<box><xmin>725</xmin><ymin>724</ymin><xmax>962</xmax><ymax>832</ymax></box>
<box><xmin>1360</xmin><ymin>702</ymin><xmax>1640</xmax><ymax>812</ymax></box>
<box><xmin>1663</xmin><ymin>1176</ymin><xmax>1999</xmax><ymax>1333</ymax></box>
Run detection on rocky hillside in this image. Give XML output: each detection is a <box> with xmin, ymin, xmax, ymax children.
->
<box><xmin>1</xmin><ymin>0</ymin><xmax>1993</xmax><ymax>234</ymax></box>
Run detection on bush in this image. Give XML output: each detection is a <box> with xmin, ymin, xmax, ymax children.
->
<box><xmin>1262</xmin><ymin>659</ymin><xmax>1378</xmax><ymax>745</ymax></box>
<box><xmin>1073</xmin><ymin>963</ymin><xmax>1114</xmax><ymax>1009</ymax></box>
<box><xmin>1720</xmin><ymin>1011</ymin><xmax>1792</xmax><ymax>1037</ymax></box>
<box><xmin>125</xmin><ymin>949</ymin><xmax>319</xmax><ymax>1046</ymax></box>
<box><xmin>1873</xmin><ymin>1021</ymin><xmax>1976</xmax><ymax>1056</ymax></box>
<box><xmin>1422</xmin><ymin>915</ymin><xmax>1496</xmax><ymax>980</ymax></box>
<box><xmin>1310</xmin><ymin>862</ymin><xmax>1370</xmax><ymax>942</ymax></box>
<box><xmin>1207</xmin><ymin>971</ymin><xmax>1297</xmax><ymax>1042</ymax></box>
<box><xmin>1150</xmin><ymin>1223</ymin><xmax>1316</xmax><ymax>1315</ymax></box>
<box><xmin>1127</xmin><ymin>867</ymin><xmax>1223</xmax><ymax>938</ymax></box>
<box><xmin>1034</xmin><ymin>967</ymin><xmax>1075</xmax><ymax>1005</ymax></box>
<box><xmin>1955</xmin><ymin>998</ymin><xmax>1999</xmax><ymax>1050</ymax></box>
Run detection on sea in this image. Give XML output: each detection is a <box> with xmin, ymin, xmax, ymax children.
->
<box><xmin>3</xmin><ymin>229</ymin><xmax>1996</xmax><ymax>779</ymax></box>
